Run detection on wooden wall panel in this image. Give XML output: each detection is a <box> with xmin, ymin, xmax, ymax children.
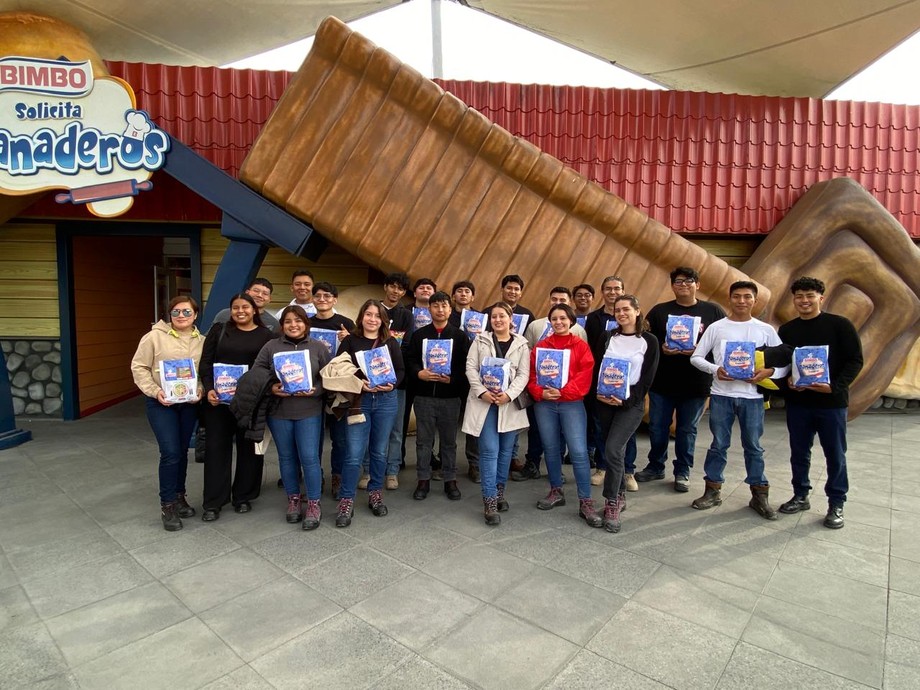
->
<box><xmin>72</xmin><ymin>235</ymin><xmax>164</xmax><ymax>415</ymax></box>
<box><xmin>0</xmin><ymin>224</ymin><xmax>58</xmax><ymax>338</ymax></box>
<box><xmin>200</xmin><ymin>227</ymin><xmax>374</xmax><ymax>312</ymax></box>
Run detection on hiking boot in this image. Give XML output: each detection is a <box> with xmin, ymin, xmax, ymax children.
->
<box><xmin>468</xmin><ymin>465</ymin><xmax>481</xmax><ymax>483</ymax></box>
<box><xmin>603</xmin><ymin>496</ymin><xmax>623</xmax><ymax>533</ymax></box>
<box><xmin>511</xmin><ymin>461</ymin><xmax>541</xmax><ymax>482</ymax></box>
<box><xmin>357</xmin><ymin>473</ymin><xmax>370</xmax><ymax>490</ymax></box>
<box><xmin>496</xmin><ymin>483</ymin><xmax>509</xmax><ymax>512</ymax></box>
<box><xmin>285</xmin><ymin>494</ymin><xmax>302</xmax><ymax>523</ymax></box>
<box><xmin>749</xmin><ymin>484</ymin><xmax>778</xmax><ymax>520</ymax></box>
<box><xmin>625</xmin><ymin>474</ymin><xmax>639</xmax><ymax>492</ymax></box>
<box><xmin>302</xmin><ymin>499</ymin><xmax>321</xmax><ymax>530</ymax></box>
<box><xmin>161</xmin><ymin>502</ymin><xmax>182</xmax><ymax>532</ymax></box>
<box><xmin>331</xmin><ymin>474</ymin><xmax>342</xmax><ymax>500</ymax></box>
<box><xmin>692</xmin><ymin>480</ymin><xmax>722</xmax><ymax>510</ymax></box>
<box><xmin>483</xmin><ymin>497</ymin><xmax>500</xmax><ymax>526</ymax></box>
<box><xmin>413</xmin><ymin>480</ymin><xmax>430</xmax><ymax>500</ymax></box>
<box><xmin>444</xmin><ymin>480</ymin><xmax>462</xmax><ymax>500</ymax></box>
<box><xmin>536</xmin><ymin>486</ymin><xmax>565</xmax><ymax>510</ymax></box>
<box><xmin>335</xmin><ymin>498</ymin><xmax>354</xmax><ymax>527</ymax></box>
<box><xmin>635</xmin><ymin>467</ymin><xmax>665</xmax><ymax>482</ymax></box>
<box><xmin>579</xmin><ymin>498</ymin><xmax>603</xmax><ymax>528</ymax></box>
<box><xmin>176</xmin><ymin>493</ymin><xmax>196</xmax><ymax>518</ymax></box>
<box><xmin>590</xmin><ymin>468</ymin><xmax>604</xmax><ymax>486</ymax></box>
<box><xmin>779</xmin><ymin>494</ymin><xmax>811</xmax><ymax>514</ymax></box>
<box><xmin>368</xmin><ymin>489</ymin><xmax>388</xmax><ymax>517</ymax></box>
<box><xmin>824</xmin><ymin>504</ymin><xmax>845</xmax><ymax>529</ymax></box>
<box><xmin>385</xmin><ymin>475</ymin><xmax>399</xmax><ymax>490</ymax></box>
<box><xmin>510</xmin><ymin>457</ymin><xmax>524</xmax><ymax>473</ymax></box>
<box><xmin>674</xmin><ymin>475</ymin><xmax>690</xmax><ymax>493</ymax></box>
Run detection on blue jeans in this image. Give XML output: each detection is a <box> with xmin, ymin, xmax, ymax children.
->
<box><xmin>646</xmin><ymin>392</ymin><xmax>708</xmax><ymax>478</ymax></box>
<box><xmin>267</xmin><ymin>415</ymin><xmax>323</xmax><ymax>500</ymax></box>
<box><xmin>342</xmin><ymin>390</ymin><xmax>399</xmax><ymax>499</ymax></box>
<box><xmin>145</xmin><ymin>397</ymin><xmax>198</xmax><ymax>504</ymax></box>
<box><xmin>477</xmin><ymin>404</ymin><xmax>516</xmax><ymax>499</ymax></box>
<box><xmin>703</xmin><ymin>395</ymin><xmax>768</xmax><ymax>486</ymax></box>
<box><xmin>786</xmin><ymin>404</ymin><xmax>849</xmax><ymax>505</ymax></box>
<box><xmin>386</xmin><ymin>388</ymin><xmax>406</xmax><ymax>476</ymax></box>
<box><xmin>533</xmin><ymin>400</ymin><xmax>592</xmax><ymax>499</ymax></box>
<box><xmin>326</xmin><ymin>413</ymin><xmax>347</xmax><ymax>476</ymax></box>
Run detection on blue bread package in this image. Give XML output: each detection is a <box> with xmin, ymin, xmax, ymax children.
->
<box><xmin>665</xmin><ymin>314</ymin><xmax>702</xmax><ymax>351</ymax></box>
<box><xmin>423</xmin><ymin>338</ymin><xmax>453</xmax><ymax>376</ymax></box>
<box><xmin>461</xmin><ymin>309</ymin><xmax>486</xmax><ymax>340</ymax></box>
<box><xmin>273</xmin><ymin>351</ymin><xmax>313</xmax><ymax>393</ymax></box>
<box><xmin>412</xmin><ymin>307</ymin><xmax>432</xmax><ymax>331</ymax></box>
<box><xmin>510</xmin><ymin>313</ymin><xmax>529</xmax><ymax>334</ymax></box>
<box><xmin>213</xmin><ymin>363</ymin><xmax>248</xmax><ymax>403</ymax></box>
<box><xmin>358</xmin><ymin>346</ymin><xmax>398</xmax><ymax>387</ymax></box>
<box><xmin>722</xmin><ymin>341</ymin><xmax>756</xmax><ymax>379</ymax></box>
<box><xmin>597</xmin><ymin>357</ymin><xmax>631</xmax><ymax>400</ymax></box>
<box><xmin>792</xmin><ymin>345</ymin><xmax>830</xmax><ymax>386</ymax></box>
<box><xmin>311</xmin><ymin>328</ymin><xmax>339</xmax><ymax>356</ymax></box>
<box><xmin>535</xmin><ymin>347</ymin><xmax>570</xmax><ymax>389</ymax></box>
<box><xmin>480</xmin><ymin>356</ymin><xmax>511</xmax><ymax>393</ymax></box>
<box><xmin>158</xmin><ymin>358</ymin><xmax>198</xmax><ymax>403</ymax></box>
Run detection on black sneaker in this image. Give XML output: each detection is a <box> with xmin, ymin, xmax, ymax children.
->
<box><xmin>511</xmin><ymin>461</ymin><xmax>541</xmax><ymax>482</ymax></box>
<box><xmin>634</xmin><ymin>467</ymin><xmax>665</xmax><ymax>482</ymax></box>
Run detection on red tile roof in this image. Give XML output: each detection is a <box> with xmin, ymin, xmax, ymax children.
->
<box><xmin>21</xmin><ymin>63</ymin><xmax>920</xmax><ymax>238</ymax></box>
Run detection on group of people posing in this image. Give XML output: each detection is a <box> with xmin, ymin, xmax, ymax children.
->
<box><xmin>130</xmin><ymin>266</ymin><xmax>863</xmax><ymax>535</ymax></box>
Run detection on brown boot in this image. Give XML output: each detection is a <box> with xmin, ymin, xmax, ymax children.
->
<box><xmin>579</xmin><ymin>498</ymin><xmax>603</xmax><ymax>528</ymax></box>
<box><xmin>483</xmin><ymin>497</ymin><xmax>500</xmax><ymax>525</ymax></box>
<box><xmin>496</xmin><ymin>484</ymin><xmax>509</xmax><ymax>512</ymax></box>
<box><xmin>749</xmin><ymin>484</ymin><xmax>778</xmax><ymax>520</ymax></box>
<box><xmin>692</xmin><ymin>480</ymin><xmax>722</xmax><ymax>510</ymax></box>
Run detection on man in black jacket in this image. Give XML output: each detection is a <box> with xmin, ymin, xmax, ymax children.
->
<box><xmin>406</xmin><ymin>291</ymin><xmax>470</xmax><ymax>500</ymax></box>
<box><xmin>777</xmin><ymin>276</ymin><xmax>863</xmax><ymax>529</ymax></box>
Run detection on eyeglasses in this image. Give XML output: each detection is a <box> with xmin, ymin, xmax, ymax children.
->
<box><xmin>170</xmin><ymin>308</ymin><xmax>194</xmax><ymax>317</ymax></box>
<box><xmin>672</xmin><ymin>279</ymin><xmax>696</xmax><ymax>286</ymax></box>
<box><xmin>313</xmin><ymin>294</ymin><xmax>334</xmax><ymax>301</ymax></box>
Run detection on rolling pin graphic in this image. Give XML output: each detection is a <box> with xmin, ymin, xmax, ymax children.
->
<box><xmin>55</xmin><ymin>179</ymin><xmax>153</xmax><ymax>205</ymax></box>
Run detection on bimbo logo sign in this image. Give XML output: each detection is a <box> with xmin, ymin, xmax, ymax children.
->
<box><xmin>0</xmin><ymin>57</ymin><xmax>93</xmax><ymax>97</ymax></box>
<box><xmin>0</xmin><ymin>56</ymin><xmax>169</xmax><ymax>217</ymax></box>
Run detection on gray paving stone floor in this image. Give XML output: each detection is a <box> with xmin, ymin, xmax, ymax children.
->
<box><xmin>1</xmin><ymin>397</ymin><xmax>918</xmax><ymax>689</ymax></box>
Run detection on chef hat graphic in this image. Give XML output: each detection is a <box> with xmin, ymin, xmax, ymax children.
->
<box><xmin>123</xmin><ymin>110</ymin><xmax>153</xmax><ymax>140</ymax></box>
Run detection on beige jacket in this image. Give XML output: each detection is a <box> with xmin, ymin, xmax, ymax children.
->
<box><xmin>131</xmin><ymin>320</ymin><xmax>204</xmax><ymax>398</ymax></box>
<box><xmin>461</xmin><ymin>332</ymin><xmax>530</xmax><ymax>435</ymax></box>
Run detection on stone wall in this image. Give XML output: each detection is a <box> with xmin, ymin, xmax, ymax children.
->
<box><xmin>2</xmin><ymin>339</ymin><xmax>63</xmax><ymax>417</ymax></box>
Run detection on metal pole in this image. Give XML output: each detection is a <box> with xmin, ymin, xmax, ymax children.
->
<box><xmin>431</xmin><ymin>0</ymin><xmax>443</xmax><ymax>79</ymax></box>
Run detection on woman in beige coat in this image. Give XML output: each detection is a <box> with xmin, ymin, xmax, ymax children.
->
<box><xmin>131</xmin><ymin>296</ymin><xmax>204</xmax><ymax>532</ymax></box>
<box><xmin>462</xmin><ymin>302</ymin><xmax>530</xmax><ymax>525</ymax></box>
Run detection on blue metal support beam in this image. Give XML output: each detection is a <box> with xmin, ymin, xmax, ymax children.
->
<box><xmin>161</xmin><ymin>136</ymin><xmax>327</xmax><ymax>261</ymax></box>
<box><xmin>200</xmin><ymin>222</ymin><xmax>269</xmax><ymax>331</ymax></box>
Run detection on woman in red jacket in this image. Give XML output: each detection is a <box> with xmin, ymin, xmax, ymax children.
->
<box><xmin>528</xmin><ymin>303</ymin><xmax>602</xmax><ymax>527</ymax></box>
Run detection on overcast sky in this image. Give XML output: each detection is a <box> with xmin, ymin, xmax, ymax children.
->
<box><xmin>227</xmin><ymin>0</ymin><xmax>920</xmax><ymax>105</ymax></box>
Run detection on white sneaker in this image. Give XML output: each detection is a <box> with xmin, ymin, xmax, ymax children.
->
<box><xmin>625</xmin><ymin>474</ymin><xmax>639</xmax><ymax>492</ymax></box>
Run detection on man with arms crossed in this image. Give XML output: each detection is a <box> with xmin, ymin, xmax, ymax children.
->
<box><xmin>690</xmin><ymin>281</ymin><xmax>788</xmax><ymax>519</ymax></box>
<box><xmin>636</xmin><ymin>267</ymin><xmax>725</xmax><ymax>492</ymax></box>
<box><xmin>777</xmin><ymin>277</ymin><xmax>863</xmax><ymax>529</ymax></box>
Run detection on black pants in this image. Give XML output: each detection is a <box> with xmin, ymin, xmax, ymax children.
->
<box><xmin>596</xmin><ymin>402</ymin><xmax>645</xmax><ymax>500</ymax></box>
<box><xmin>202</xmin><ymin>403</ymin><xmax>264</xmax><ymax>510</ymax></box>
